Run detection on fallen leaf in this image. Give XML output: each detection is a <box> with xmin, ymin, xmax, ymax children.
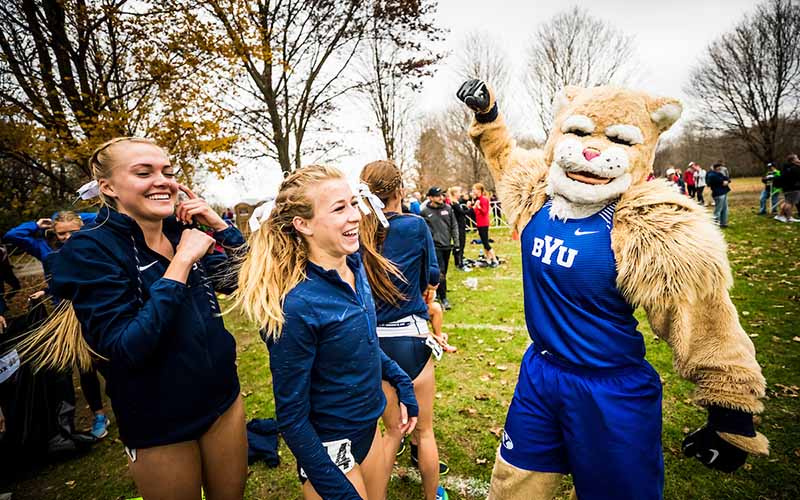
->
<box><xmin>682</xmin><ymin>427</ymin><xmax>690</xmax><ymax>434</ymax></box>
<box><xmin>489</xmin><ymin>426</ymin><xmax>503</xmax><ymax>437</ymax></box>
<box><xmin>476</xmin><ymin>458</ymin><xmax>488</xmax><ymax>465</ymax></box>
<box><xmin>474</xmin><ymin>394</ymin><xmax>490</xmax><ymax>401</ymax></box>
<box><xmin>65</xmin><ymin>480</ymin><xmax>76</xmax><ymax>487</ymax></box>
<box><xmin>749</xmin><ymin>333</ymin><xmax>759</xmax><ymax>338</ymax></box>
<box><xmin>793</xmin><ymin>336</ymin><xmax>800</xmax><ymax>343</ymax></box>
<box><xmin>459</xmin><ymin>407</ymin><xmax>478</xmax><ymax>416</ymax></box>
<box><xmin>496</xmin><ymin>364</ymin><xmax>508</xmax><ymax>371</ymax></box>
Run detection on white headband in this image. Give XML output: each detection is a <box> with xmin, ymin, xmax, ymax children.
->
<box><xmin>76</xmin><ymin>180</ymin><xmax>100</xmax><ymax>200</ymax></box>
<box><xmin>357</xmin><ymin>183</ymin><xmax>389</xmax><ymax>228</ymax></box>
<box><xmin>248</xmin><ymin>199</ymin><xmax>276</xmax><ymax>233</ymax></box>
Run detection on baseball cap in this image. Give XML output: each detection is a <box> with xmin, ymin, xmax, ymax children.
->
<box><xmin>427</xmin><ymin>186</ymin><xmax>444</xmax><ymax>197</ymax></box>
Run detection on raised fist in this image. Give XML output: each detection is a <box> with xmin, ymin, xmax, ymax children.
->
<box><xmin>457</xmin><ymin>79</ymin><xmax>494</xmax><ymax>114</ymax></box>
<box><xmin>682</xmin><ymin>406</ymin><xmax>755</xmax><ymax>473</ymax></box>
<box><xmin>682</xmin><ymin>426</ymin><xmax>747</xmax><ymax>473</ymax></box>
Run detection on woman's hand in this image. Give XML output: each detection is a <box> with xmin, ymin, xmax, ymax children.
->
<box><xmin>164</xmin><ymin>229</ymin><xmax>215</xmax><ymax>284</ymax></box>
<box><xmin>398</xmin><ymin>403</ymin><xmax>418</xmax><ymax>436</ymax></box>
<box><xmin>423</xmin><ymin>284</ymin><xmax>438</xmax><ymax>304</ymax></box>
<box><xmin>36</xmin><ymin>218</ymin><xmax>53</xmax><ymax>229</ymax></box>
<box><xmin>175</xmin><ymin>185</ymin><xmax>228</xmax><ymax>231</ymax></box>
<box><xmin>0</xmin><ymin>315</ymin><xmax>6</xmax><ymax>334</ymax></box>
<box><xmin>175</xmin><ymin>229</ymin><xmax>216</xmax><ymax>264</ymax></box>
<box><xmin>29</xmin><ymin>290</ymin><xmax>45</xmax><ymax>300</ymax></box>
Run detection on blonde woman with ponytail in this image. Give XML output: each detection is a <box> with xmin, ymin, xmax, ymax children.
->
<box><xmin>360</xmin><ymin>160</ymin><xmax>451</xmax><ymax>500</ymax></box>
<box><xmin>18</xmin><ymin>138</ymin><xmax>248</xmax><ymax>500</ymax></box>
<box><xmin>235</xmin><ymin>165</ymin><xmax>418</xmax><ymax>500</ymax></box>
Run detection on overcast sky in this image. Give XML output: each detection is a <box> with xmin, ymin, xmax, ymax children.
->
<box><xmin>202</xmin><ymin>0</ymin><xmax>760</xmax><ymax>206</ymax></box>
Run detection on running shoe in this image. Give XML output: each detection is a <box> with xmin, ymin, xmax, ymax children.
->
<box><xmin>789</xmin><ymin>217</ymin><xmax>800</xmax><ymax>223</ymax></box>
<box><xmin>774</xmin><ymin>215</ymin><xmax>789</xmax><ymax>222</ymax></box>
<box><xmin>441</xmin><ymin>299</ymin><xmax>451</xmax><ymax>311</ymax></box>
<box><xmin>436</xmin><ymin>485</ymin><xmax>449</xmax><ymax>500</ymax></box>
<box><xmin>410</xmin><ymin>443</ymin><xmax>450</xmax><ymax>476</ymax></box>
<box><xmin>91</xmin><ymin>413</ymin><xmax>109</xmax><ymax>439</ymax></box>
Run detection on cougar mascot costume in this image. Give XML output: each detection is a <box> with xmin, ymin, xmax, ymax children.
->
<box><xmin>456</xmin><ymin>80</ymin><xmax>768</xmax><ymax>500</ymax></box>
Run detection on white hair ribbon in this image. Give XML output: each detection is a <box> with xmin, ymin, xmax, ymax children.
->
<box><xmin>76</xmin><ymin>180</ymin><xmax>100</xmax><ymax>200</ymax></box>
<box><xmin>248</xmin><ymin>199</ymin><xmax>276</xmax><ymax>233</ymax></box>
<box><xmin>358</xmin><ymin>183</ymin><xmax>389</xmax><ymax>228</ymax></box>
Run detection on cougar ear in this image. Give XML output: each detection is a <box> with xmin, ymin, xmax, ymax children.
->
<box><xmin>552</xmin><ymin>85</ymin><xmax>583</xmax><ymax>118</ymax></box>
<box><xmin>649</xmin><ymin>97</ymin><xmax>682</xmax><ymax>132</ymax></box>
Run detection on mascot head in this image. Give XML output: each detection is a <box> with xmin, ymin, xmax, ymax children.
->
<box><xmin>543</xmin><ymin>86</ymin><xmax>681</xmax><ymax>211</ymax></box>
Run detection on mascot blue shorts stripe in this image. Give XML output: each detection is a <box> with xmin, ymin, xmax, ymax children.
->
<box><xmin>500</xmin><ymin>346</ymin><xmax>664</xmax><ymax>500</ymax></box>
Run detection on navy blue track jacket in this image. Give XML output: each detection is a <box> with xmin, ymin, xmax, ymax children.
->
<box><xmin>267</xmin><ymin>253</ymin><xmax>418</xmax><ymax>500</ymax></box>
<box><xmin>49</xmin><ymin>207</ymin><xmax>244</xmax><ymax>449</ymax></box>
<box><xmin>375</xmin><ymin>213</ymin><xmax>439</xmax><ymax>323</ymax></box>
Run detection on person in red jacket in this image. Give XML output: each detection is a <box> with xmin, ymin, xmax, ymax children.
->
<box><xmin>470</xmin><ymin>183</ymin><xmax>499</xmax><ymax>267</ymax></box>
<box><xmin>684</xmin><ymin>163</ymin><xmax>696</xmax><ymax>198</ymax></box>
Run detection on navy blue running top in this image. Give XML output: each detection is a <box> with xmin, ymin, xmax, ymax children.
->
<box><xmin>374</xmin><ymin>213</ymin><xmax>439</xmax><ymax>323</ymax></box>
<box><xmin>49</xmin><ymin>207</ymin><xmax>243</xmax><ymax>448</ymax></box>
<box><xmin>520</xmin><ymin>200</ymin><xmax>644</xmax><ymax>369</ymax></box>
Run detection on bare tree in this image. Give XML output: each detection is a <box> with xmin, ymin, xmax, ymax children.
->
<box><xmin>525</xmin><ymin>6</ymin><xmax>636</xmax><ymax>136</ymax></box>
<box><xmin>421</xmin><ymin>30</ymin><xmax>511</xmax><ymax>191</ymax></box>
<box><xmin>686</xmin><ymin>0</ymin><xmax>800</xmax><ymax>165</ymax></box>
<box><xmin>355</xmin><ymin>1</ymin><xmax>444</xmax><ymax>167</ymax></box>
<box><xmin>452</xmin><ymin>30</ymin><xmax>512</xmax><ymax>97</ymax></box>
<box><xmin>178</xmin><ymin>0</ymin><xmax>410</xmax><ymax>174</ymax></box>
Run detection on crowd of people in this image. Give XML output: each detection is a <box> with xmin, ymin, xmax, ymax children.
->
<box><xmin>662</xmin><ymin>154</ymin><xmax>800</xmax><ymax>227</ymax></box>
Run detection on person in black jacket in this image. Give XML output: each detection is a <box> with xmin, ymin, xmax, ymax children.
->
<box><xmin>19</xmin><ymin>137</ymin><xmax>248</xmax><ymax>500</ymax></box>
<box><xmin>448</xmin><ymin>187</ymin><xmax>468</xmax><ymax>271</ymax></box>
<box><xmin>774</xmin><ymin>154</ymin><xmax>800</xmax><ymax>223</ymax></box>
<box><xmin>421</xmin><ymin>187</ymin><xmax>459</xmax><ymax>310</ymax></box>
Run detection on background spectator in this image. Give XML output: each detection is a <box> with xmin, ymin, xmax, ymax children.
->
<box><xmin>706</xmin><ymin>163</ymin><xmax>731</xmax><ymax>227</ymax></box>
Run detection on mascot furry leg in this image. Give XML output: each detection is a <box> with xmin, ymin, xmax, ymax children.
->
<box><xmin>456</xmin><ymin>80</ymin><xmax>768</xmax><ymax>500</ymax></box>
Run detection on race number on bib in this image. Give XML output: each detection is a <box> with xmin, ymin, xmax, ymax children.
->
<box><xmin>299</xmin><ymin>438</ymin><xmax>355</xmax><ymax>479</ymax></box>
<box><xmin>425</xmin><ymin>335</ymin><xmax>444</xmax><ymax>361</ymax></box>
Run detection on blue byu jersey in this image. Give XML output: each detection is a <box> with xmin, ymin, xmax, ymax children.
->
<box><xmin>520</xmin><ymin>200</ymin><xmax>644</xmax><ymax>369</ymax></box>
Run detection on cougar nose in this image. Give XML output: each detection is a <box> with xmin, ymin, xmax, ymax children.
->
<box><xmin>583</xmin><ymin>148</ymin><xmax>601</xmax><ymax>161</ymax></box>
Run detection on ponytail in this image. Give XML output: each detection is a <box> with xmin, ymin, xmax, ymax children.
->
<box><xmin>232</xmin><ymin>218</ymin><xmax>309</xmax><ymax>340</ymax></box>
<box><xmin>359</xmin><ymin>208</ymin><xmax>406</xmax><ymax>306</ymax></box>
<box><xmin>359</xmin><ymin>160</ymin><xmax>407</xmax><ymax>306</ymax></box>
<box><xmin>15</xmin><ymin>300</ymin><xmax>103</xmax><ymax>373</ymax></box>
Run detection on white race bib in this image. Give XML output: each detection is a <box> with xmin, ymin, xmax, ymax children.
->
<box><xmin>0</xmin><ymin>349</ymin><xmax>20</xmax><ymax>384</ymax></box>
<box><xmin>425</xmin><ymin>335</ymin><xmax>444</xmax><ymax>361</ymax></box>
<box><xmin>299</xmin><ymin>438</ymin><xmax>355</xmax><ymax>478</ymax></box>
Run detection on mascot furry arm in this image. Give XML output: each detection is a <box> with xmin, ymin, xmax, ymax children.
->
<box><xmin>458</xmin><ymin>80</ymin><xmax>768</xmax><ymax>461</ymax></box>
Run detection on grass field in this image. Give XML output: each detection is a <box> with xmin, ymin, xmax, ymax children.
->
<box><xmin>5</xmin><ymin>183</ymin><xmax>800</xmax><ymax>499</ymax></box>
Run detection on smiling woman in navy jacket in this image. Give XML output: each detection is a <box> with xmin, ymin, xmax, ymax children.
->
<box><xmin>19</xmin><ymin>137</ymin><xmax>247</xmax><ymax>500</ymax></box>
<box><xmin>235</xmin><ymin>165</ymin><xmax>419</xmax><ymax>500</ymax></box>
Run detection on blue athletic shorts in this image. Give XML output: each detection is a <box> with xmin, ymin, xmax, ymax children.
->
<box><xmin>379</xmin><ymin>336</ymin><xmax>431</xmax><ymax>380</ymax></box>
<box><xmin>500</xmin><ymin>345</ymin><xmax>664</xmax><ymax>500</ymax></box>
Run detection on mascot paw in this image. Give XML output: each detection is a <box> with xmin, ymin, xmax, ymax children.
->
<box><xmin>457</xmin><ymin>79</ymin><xmax>496</xmax><ymax>119</ymax></box>
<box><xmin>682</xmin><ymin>426</ymin><xmax>748</xmax><ymax>472</ymax></box>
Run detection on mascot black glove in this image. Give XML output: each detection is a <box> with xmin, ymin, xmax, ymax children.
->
<box><xmin>456</xmin><ymin>79</ymin><xmax>497</xmax><ymax>123</ymax></box>
<box><xmin>682</xmin><ymin>406</ymin><xmax>754</xmax><ymax>472</ymax></box>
